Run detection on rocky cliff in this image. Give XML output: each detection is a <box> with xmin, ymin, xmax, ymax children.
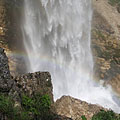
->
<box><xmin>1</xmin><ymin>0</ymin><xmax>120</xmax><ymax>94</ymax></box>
<box><xmin>0</xmin><ymin>47</ymin><xmax>13</xmax><ymax>92</ymax></box>
<box><xmin>0</xmin><ymin>47</ymin><xmax>116</xmax><ymax>120</ymax></box>
<box><xmin>0</xmin><ymin>0</ymin><xmax>27</xmax><ymax>77</ymax></box>
<box><xmin>0</xmin><ymin>0</ymin><xmax>8</xmax><ymax>48</ymax></box>
<box><xmin>92</xmin><ymin>0</ymin><xmax>120</xmax><ymax>95</ymax></box>
<box><xmin>0</xmin><ymin>0</ymin><xmax>120</xmax><ymax>120</ymax></box>
<box><xmin>0</xmin><ymin>47</ymin><xmax>72</xmax><ymax>120</ymax></box>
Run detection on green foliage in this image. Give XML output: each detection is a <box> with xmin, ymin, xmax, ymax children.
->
<box><xmin>81</xmin><ymin>110</ymin><xmax>120</xmax><ymax>120</ymax></box>
<box><xmin>12</xmin><ymin>109</ymin><xmax>30</xmax><ymax>120</ymax></box>
<box><xmin>0</xmin><ymin>93</ymin><xmax>52</xmax><ymax>120</ymax></box>
<box><xmin>22</xmin><ymin>95</ymin><xmax>35</xmax><ymax>113</ymax></box>
<box><xmin>0</xmin><ymin>94</ymin><xmax>30</xmax><ymax>120</ymax></box>
<box><xmin>81</xmin><ymin>115</ymin><xmax>87</xmax><ymax>120</ymax></box>
<box><xmin>21</xmin><ymin>93</ymin><xmax>51</xmax><ymax>119</ymax></box>
<box><xmin>34</xmin><ymin>94</ymin><xmax>51</xmax><ymax>115</ymax></box>
<box><xmin>91</xmin><ymin>110</ymin><xmax>120</xmax><ymax>120</ymax></box>
<box><xmin>0</xmin><ymin>94</ymin><xmax>14</xmax><ymax>118</ymax></box>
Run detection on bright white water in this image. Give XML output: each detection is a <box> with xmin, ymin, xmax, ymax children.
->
<box><xmin>21</xmin><ymin>0</ymin><xmax>120</xmax><ymax>112</ymax></box>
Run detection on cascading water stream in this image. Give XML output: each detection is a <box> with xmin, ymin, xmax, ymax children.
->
<box><xmin>21</xmin><ymin>0</ymin><xmax>120</xmax><ymax>112</ymax></box>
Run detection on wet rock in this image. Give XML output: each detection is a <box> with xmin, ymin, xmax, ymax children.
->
<box><xmin>55</xmin><ymin>96</ymin><xmax>105</xmax><ymax>120</ymax></box>
<box><xmin>91</xmin><ymin>1</ymin><xmax>120</xmax><ymax>96</ymax></box>
<box><xmin>92</xmin><ymin>28</ymin><xmax>120</xmax><ymax>81</ymax></box>
<box><xmin>0</xmin><ymin>47</ymin><xmax>13</xmax><ymax>92</ymax></box>
<box><xmin>107</xmin><ymin>74</ymin><xmax>120</xmax><ymax>95</ymax></box>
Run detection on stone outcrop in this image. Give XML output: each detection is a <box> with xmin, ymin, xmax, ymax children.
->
<box><xmin>0</xmin><ymin>0</ymin><xmax>7</xmax><ymax>47</ymax></box>
<box><xmin>9</xmin><ymin>71</ymin><xmax>53</xmax><ymax>104</ymax></box>
<box><xmin>0</xmin><ymin>0</ymin><xmax>26</xmax><ymax>77</ymax></box>
<box><xmin>0</xmin><ymin>52</ymin><xmax>54</xmax><ymax>106</ymax></box>
<box><xmin>0</xmin><ymin>47</ymin><xmax>118</xmax><ymax>120</ymax></box>
<box><xmin>0</xmin><ymin>0</ymin><xmax>15</xmax><ymax>76</ymax></box>
<box><xmin>55</xmin><ymin>96</ymin><xmax>105</xmax><ymax>120</ymax></box>
<box><xmin>0</xmin><ymin>47</ymin><xmax>72</xmax><ymax>120</ymax></box>
<box><xmin>0</xmin><ymin>47</ymin><xmax>13</xmax><ymax>92</ymax></box>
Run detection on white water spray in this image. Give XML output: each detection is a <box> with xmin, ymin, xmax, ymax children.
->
<box><xmin>21</xmin><ymin>0</ymin><xmax>120</xmax><ymax>112</ymax></box>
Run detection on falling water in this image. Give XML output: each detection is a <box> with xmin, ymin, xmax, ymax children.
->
<box><xmin>21</xmin><ymin>0</ymin><xmax>120</xmax><ymax>112</ymax></box>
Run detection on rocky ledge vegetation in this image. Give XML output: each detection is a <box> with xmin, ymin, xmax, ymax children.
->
<box><xmin>1</xmin><ymin>47</ymin><xmax>120</xmax><ymax>119</ymax></box>
<box><xmin>0</xmin><ymin>47</ymin><xmax>120</xmax><ymax>120</ymax></box>
<box><xmin>0</xmin><ymin>48</ymin><xmax>120</xmax><ymax>120</ymax></box>
<box><xmin>0</xmin><ymin>47</ymin><xmax>72</xmax><ymax>120</ymax></box>
<box><xmin>1</xmin><ymin>0</ymin><xmax>120</xmax><ymax>120</ymax></box>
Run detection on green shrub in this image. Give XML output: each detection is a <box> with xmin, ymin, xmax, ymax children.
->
<box><xmin>0</xmin><ymin>94</ymin><xmax>30</xmax><ymax>120</ymax></box>
<box><xmin>21</xmin><ymin>93</ymin><xmax>52</xmax><ymax>119</ymax></box>
<box><xmin>21</xmin><ymin>95</ymin><xmax>35</xmax><ymax>113</ymax></box>
<box><xmin>81</xmin><ymin>115</ymin><xmax>87</xmax><ymax>120</ymax></box>
<box><xmin>0</xmin><ymin>94</ymin><xmax>14</xmax><ymax>118</ymax></box>
<box><xmin>92</xmin><ymin>110</ymin><xmax>120</xmax><ymax>120</ymax></box>
<box><xmin>81</xmin><ymin>110</ymin><xmax>120</xmax><ymax>120</ymax></box>
<box><xmin>0</xmin><ymin>93</ymin><xmax>52</xmax><ymax>120</ymax></box>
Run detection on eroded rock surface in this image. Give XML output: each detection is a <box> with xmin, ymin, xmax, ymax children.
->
<box><xmin>92</xmin><ymin>0</ymin><xmax>120</xmax><ymax>37</ymax></box>
<box><xmin>55</xmin><ymin>96</ymin><xmax>105</xmax><ymax>120</ymax></box>
<box><xmin>0</xmin><ymin>0</ymin><xmax>7</xmax><ymax>47</ymax></box>
<box><xmin>92</xmin><ymin>0</ymin><xmax>120</xmax><ymax>95</ymax></box>
<box><xmin>0</xmin><ymin>47</ymin><xmax>71</xmax><ymax>120</ymax></box>
<box><xmin>9</xmin><ymin>71</ymin><xmax>53</xmax><ymax>103</ymax></box>
<box><xmin>0</xmin><ymin>47</ymin><xmax>13</xmax><ymax>92</ymax></box>
<box><xmin>0</xmin><ymin>0</ymin><xmax>26</xmax><ymax>77</ymax></box>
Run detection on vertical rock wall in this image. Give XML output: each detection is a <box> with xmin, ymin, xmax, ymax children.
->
<box><xmin>0</xmin><ymin>47</ymin><xmax>13</xmax><ymax>92</ymax></box>
<box><xmin>0</xmin><ymin>0</ymin><xmax>27</xmax><ymax>76</ymax></box>
<box><xmin>92</xmin><ymin>0</ymin><xmax>120</xmax><ymax>95</ymax></box>
<box><xmin>0</xmin><ymin>0</ymin><xmax>7</xmax><ymax>47</ymax></box>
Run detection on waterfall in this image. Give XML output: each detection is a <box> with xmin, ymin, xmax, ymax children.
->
<box><xmin>21</xmin><ymin>0</ymin><xmax>120</xmax><ymax>112</ymax></box>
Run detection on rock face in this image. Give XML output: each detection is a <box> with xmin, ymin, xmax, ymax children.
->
<box><xmin>0</xmin><ymin>0</ymin><xmax>15</xmax><ymax>76</ymax></box>
<box><xmin>0</xmin><ymin>0</ymin><xmax>26</xmax><ymax>77</ymax></box>
<box><xmin>92</xmin><ymin>0</ymin><xmax>120</xmax><ymax>95</ymax></box>
<box><xmin>0</xmin><ymin>47</ymin><xmax>13</xmax><ymax>92</ymax></box>
<box><xmin>0</xmin><ymin>0</ymin><xmax>7</xmax><ymax>47</ymax></box>
<box><xmin>0</xmin><ymin>47</ymin><xmax>117</xmax><ymax>120</ymax></box>
<box><xmin>0</xmin><ymin>48</ymin><xmax>53</xmax><ymax>101</ymax></box>
<box><xmin>92</xmin><ymin>0</ymin><xmax>120</xmax><ymax>37</ymax></box>
<box><xmin>0</xmin><ymin>47</ymin><xmax>71</xmax><ymax>120</ymax></box>
<box><xmin>55</xmin><ymin>96</ymin><xmax>105</xmax><ymax>120</ymax></box>
<box><xmin>108</xmin><ymin>74</ymin><xmax>120</xmax><ymax>96</ymax></box>
<box><xmin>9</xmin><ymin>71</ymin><xmax>53</xmax><ymax>103</ymax></box>
<box><xmin>92</xmin><ymin>27</ymin><xmax>120</xmax><ymax>80</ymax></box>
<box><xmin>0</xmin><ymin>0</ymin><xmax>120</xmax><ymax>119</ymax></box>
<box><xmin>1</xmin><ymin>0</ymin><xmax>120</xmax><ymax>96</ymax></box>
